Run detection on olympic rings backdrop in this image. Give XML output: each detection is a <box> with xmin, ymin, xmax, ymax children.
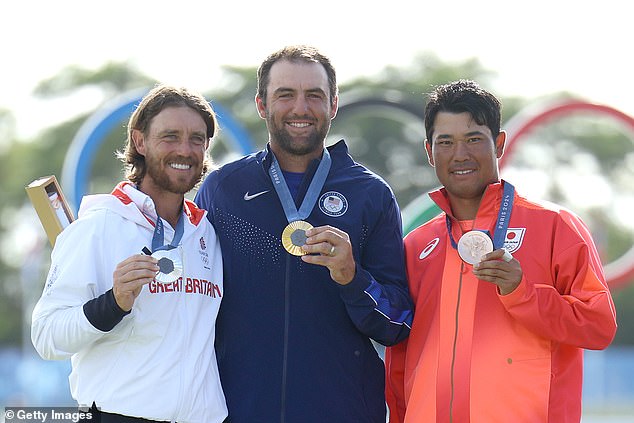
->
<box><xmin>61</xmin><ymin>89</ymin><xmax>634</xmax><ymax>289</ymax></box>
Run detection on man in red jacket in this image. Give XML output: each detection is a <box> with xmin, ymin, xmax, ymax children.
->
<box><xmin>385</xmin><ymin>79</ymin><xmax>617</xmax><ymax>422</ymax></box>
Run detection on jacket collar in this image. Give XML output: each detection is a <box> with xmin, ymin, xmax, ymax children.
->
<box><xmin>111</xmin><ymin>181</ymin><xmax>206</xmax><ymax>226</ymax></box>
<box><xmin>259</xmin><ymin>139</ymin><xmax>349</xmax><ymax>171</ymax></box>
<box><xmin>429</xmin><ymin>180</ymin><xmax>506</xmax><ymax>221</ymax></box>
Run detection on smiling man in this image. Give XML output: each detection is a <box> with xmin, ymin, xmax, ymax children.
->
<box><xmin>195</xmin><ymin>45</ymin><xmax>413</xmax><ymax>423</ymax></box>
<box><xmin>31</xmin><ymin>85</ymin><xmax>227</xmax><ymax>422</ymax></box>
<box><xmin>385</xmin><ymin>79</ymin><xmax>617</xmax><ymax>423</ymax></box>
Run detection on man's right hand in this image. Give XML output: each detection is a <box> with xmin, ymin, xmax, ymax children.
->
<box><xmin>112</xmin><ymin>254</ymin><xmax>159</xmax><ymax>311</ymax></box>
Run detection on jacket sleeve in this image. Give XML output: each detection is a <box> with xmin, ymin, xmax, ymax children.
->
<box><xmin>385</xmin><ymin>338</ymin><xmax>409</xmax><ymax>423</ymax></box>
<box><xmin>338</xmin><ymin>189</ymin><xmax>413</xmax><ymax>346</ymax></box>
<box><xmin>499</xmin><ymin>211</ymin><xmax>617</xmax><ymax>349</ymax></box>
<box><xmin>31</xmin><ymin>217</ymin><xmax>114</xmax><ymax>360</ymax></box>
<box><xmin>193</xmin><ymin>172</ymin><xmax>216</xmax><ymax>224</ymax></box>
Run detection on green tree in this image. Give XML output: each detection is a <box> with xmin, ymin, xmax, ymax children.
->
<box><xmin>1</xmin><ymin>53</ymin><xmax>633</xmax><ymax>350</ymax></box>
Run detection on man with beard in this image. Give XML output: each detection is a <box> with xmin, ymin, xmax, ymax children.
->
<box><xmin>194</xmin><ymin>45</ymin><xmax>413</xmax><ymax>422</ymax></box>
<box><xmin>31</xmin><ymin>85</ymin><xmax>228</xmax><ymax>422</ymax></box>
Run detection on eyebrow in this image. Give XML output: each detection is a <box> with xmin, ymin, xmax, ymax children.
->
<box><xmin>157</xmin><ymin>129</ymin><xmax>179</xmax><ymax>136</ymax></box>
<box><xmin>435</xmin><ymin>130</ymin><xmax>487</xmax><ymax>139</ymax></box>
<box><xmin>157</xmin><ymin>129</ymin><xmax>206</xmax><ymax>137</ymax></box>
<box><xmin>273</xmin><ymin>87</ymin><xmax>327</xmax><ymax>96</ymax></box>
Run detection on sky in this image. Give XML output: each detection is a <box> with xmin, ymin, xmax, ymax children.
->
<box><xmin>1</xmin><ymin>0</ymin><xmax>632</xmax><ymax>140</ymax></box>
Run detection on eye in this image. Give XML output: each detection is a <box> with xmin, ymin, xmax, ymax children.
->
<box><xmin>162</xmin><ymin>134</ymin><xmax>178</xmax><ymax>141</ymax></box>
<box><xmin>191</xmin><ymin>135</ymin><xmax>206</xmax><ymax>146</ymax></box>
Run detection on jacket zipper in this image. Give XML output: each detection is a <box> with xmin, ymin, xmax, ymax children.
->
<box><xmin>280</xmin><ymin>255</ymin><xmax>292</xmax><ymax>423</ymax></box>
<box><xmin>449</xmin><ymin>262</ymin><xmax>465</xmax><ymax>423</ymax></box>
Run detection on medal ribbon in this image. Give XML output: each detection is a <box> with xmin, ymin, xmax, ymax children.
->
<box><xmin>151</xmin><ymin>212</ymin><xmax>184</xmax><ymax>252</ymax></box>
<box><xmin>446</xmin><ymin>182</ymin><xmax>515</xmax><ymax>249</ymax></box>
<box><xmin>269</xmin><ymin>148</ymin><xmax>332</xmax><ymax>223</ymax></box>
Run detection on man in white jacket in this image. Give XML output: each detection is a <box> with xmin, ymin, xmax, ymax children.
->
<box><xmin>31</xmin><ymin>85</ymin><xmax>227</xmax><ymax>423</ymax></box>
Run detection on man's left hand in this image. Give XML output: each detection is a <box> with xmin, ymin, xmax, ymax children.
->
<box><xmin>301</xmin><ymin>225</ymin><xmax>356</xmax><ymax>285</ymax></box>
<box><xmin>473</xmin><ymin>249</ymin><xmax>522</xmax><ymax>295</ymax></box>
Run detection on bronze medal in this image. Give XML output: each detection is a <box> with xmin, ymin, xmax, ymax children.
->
<box><xmin>457</xmin><ymin>230</ymin><xmax>493</xmax><ymax>265</ymax></box>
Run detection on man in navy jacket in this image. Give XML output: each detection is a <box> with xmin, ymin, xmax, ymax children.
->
<box><xmin>195</xmin><ymin>45</ymin><xmax>413</xmax><ymax>423</ymax></box>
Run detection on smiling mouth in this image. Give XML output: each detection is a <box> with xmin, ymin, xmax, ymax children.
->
<box><xmin>170</xmin><ymin>163</ymin><xmax>192</xmax><ymax>170</ymax></box>
<box><xmin>287</xmin><ymin>122</ymin><xmax>312</xmax><ymax>128</ymax></box>
<box><xmin>452</xmin><ymin>169</ymin><xmax>475</xmax><ymax>175</ymax></box>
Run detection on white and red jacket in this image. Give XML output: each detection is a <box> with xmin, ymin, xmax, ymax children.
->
<box><xmin>386</xmin><ymin>181</ymin><xmax>617</xmax><ymax>423</ymax></box>
<box><xmin>31</xmin><ymin>182</ymin><xmax>227</xmax><ymax>422</ymax></box>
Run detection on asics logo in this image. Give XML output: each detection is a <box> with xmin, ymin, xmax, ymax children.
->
<box><xmin>243</xmin><ymin>190</ymin><xmax>269</xmax><ymax>201</ymax></box>
<box><xmin>419</xmin><ymin>238</ymin><xmax>440</xmax><ymax>259</ymax></box>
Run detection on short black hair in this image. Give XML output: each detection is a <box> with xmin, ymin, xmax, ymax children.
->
<box><xmin>424</xmin><ymin>79</ymin><xmax>501</xmax><ymax>142</ymax></box>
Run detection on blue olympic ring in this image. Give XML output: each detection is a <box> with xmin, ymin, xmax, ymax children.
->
<box><xmin>61</xmin><ymin>88</ymin><xmax>256</xmax><ymax>211</ymax></box>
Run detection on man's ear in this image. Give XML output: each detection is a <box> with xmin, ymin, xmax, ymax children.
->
<box><xmin>132</xmin><ymin>129</ymin><xmax>146</xmax><ymax>155</ymax></box>
<box><xmin>495</xmin><ymin>130</ymin><xmax>507</xmax><ymax>159</ymax></box>
<box><xmin>330</xmin><ymin>94</ymin><xmax>339</xmax><ymax>120</ymax></box>
<box><xmin>255</xmin><ymin>95</ymin><xmax>266</xmax><ymax>119</ymax></box>
<box><xmin>425</xmin><ymin>139</ymin><xmax>434</xmax><ymax>167</ymax></box>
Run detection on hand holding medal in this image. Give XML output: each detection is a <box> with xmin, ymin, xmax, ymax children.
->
<box><xmin>300</xmin><ymin>225</ymin><xmax>356</xmax><ymax>286</ymax></box>
<box><xmin>269</xmin><ymin>149</ymin><xmax>354</xmax><ymax>284</ymax></box>
<box><xmin>447</xmin><ymin>182</ymin><xmax>522</xmax><ymax>294</ymax></box>
<box><xmin>113</xmin><ymin>253</ymin><xmax>161</xmax><ymax>312</ymax></box>
<box><xmin>473</xmin><ymin>247</ymin><xmax>522</xmax><ymax>295</ymax></box>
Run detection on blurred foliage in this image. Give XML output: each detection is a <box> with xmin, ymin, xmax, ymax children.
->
<box><xmin>1</xmin><ymin>53</ymin><xmax>633</xmax><ymax>348</ymax></box>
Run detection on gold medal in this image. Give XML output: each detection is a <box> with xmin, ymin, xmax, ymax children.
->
<box><xmin>282</xmin><ymin>220</ymin><xmax>313</xmax><ymax>256</ymax></box>
<box><xmin>457</xmin><ymin>230</ymin><xmax>493</xmax><ymax>265</ymax></box>
<box><xmin>152</xmin><ymin>249</ymin><xmax>183</xmax><ymax>283</ymax></box>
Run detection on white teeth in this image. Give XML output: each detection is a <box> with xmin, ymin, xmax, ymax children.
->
<box><xmin>170</xmin><ymin>163</ymin><xmax>191</xmax><ymax>170</ymax></box>
<box><xmin>288</xmin><ymin>122</ymin><xmax>310</xmax><ymax>127</ymax></box>
<box><xmin>454</xmin><ymin>170</ymin><xmax>473</xmax><ymax>175</ymax></box>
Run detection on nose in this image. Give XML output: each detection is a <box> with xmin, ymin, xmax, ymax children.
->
<box><xmin>453</xmin><ymin>140</ymin><xmax>470</xmax><ymax>160</ymax></box>
<box><xmin>291</xmin><ymin>95</ymin><xmax>310</xmax><ymax>115</ymax></box>
<box><xmin>174</xmin><ymin>136</ymin><xmax>198</xmax><ymax>156</ymax></box>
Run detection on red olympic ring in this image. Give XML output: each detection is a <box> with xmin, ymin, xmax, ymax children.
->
<box><xmin>502</xmin><ymin>99</ymin><xmax>634</xmax><ymax>289</ymax></box>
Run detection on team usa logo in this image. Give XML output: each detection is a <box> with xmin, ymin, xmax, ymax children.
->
<box><xmin>503</xmin><ymin>228</ymin><xmax>526</xmax><ymax>253</ymax></box>
<box><xmin>319</xmin><ymin>191</ymin><xmax>348</xmax><ymax>217</ymax></box>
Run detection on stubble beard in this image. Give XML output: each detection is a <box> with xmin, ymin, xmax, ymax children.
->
<box><xmin>267</xmin><ymin>113</ymin><xmax>330</xmax><ymax>157</ymax></box>
<box><xmin>144</xmin><ymin>153</ymin><xmax>202</xmax><ymax>195</ymax></box>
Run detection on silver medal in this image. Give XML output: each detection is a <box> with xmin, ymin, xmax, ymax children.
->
<box><xmin>152</xmin><ymin>249</ymin><xmax>183</xmax><ymax>283</ymax></box>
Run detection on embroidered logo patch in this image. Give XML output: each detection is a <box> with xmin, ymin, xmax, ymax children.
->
<box><xmin>419</xmin><ymin>237</ymin><xmax>440</xmax><ymax>260</ymax></box>
<box><xmin>319</xmin><ymin>191</ymin><xmax>348</xmax><ymax>217</ymax></box>
<box><xmin>199</xmin><ymin>236</ymin><xmax>210</xmax><ymax>268</ymax></box>
<box><xmin>503</xmin><ymin>228</ymin><xmax>526</xmax><ymax>253</ymax></box>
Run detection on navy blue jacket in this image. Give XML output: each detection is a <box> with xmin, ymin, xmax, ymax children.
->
<box><xmin>195</xmin><ymin>140</ymin><xmax>413</xmax><ymax>423</ymax></box>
